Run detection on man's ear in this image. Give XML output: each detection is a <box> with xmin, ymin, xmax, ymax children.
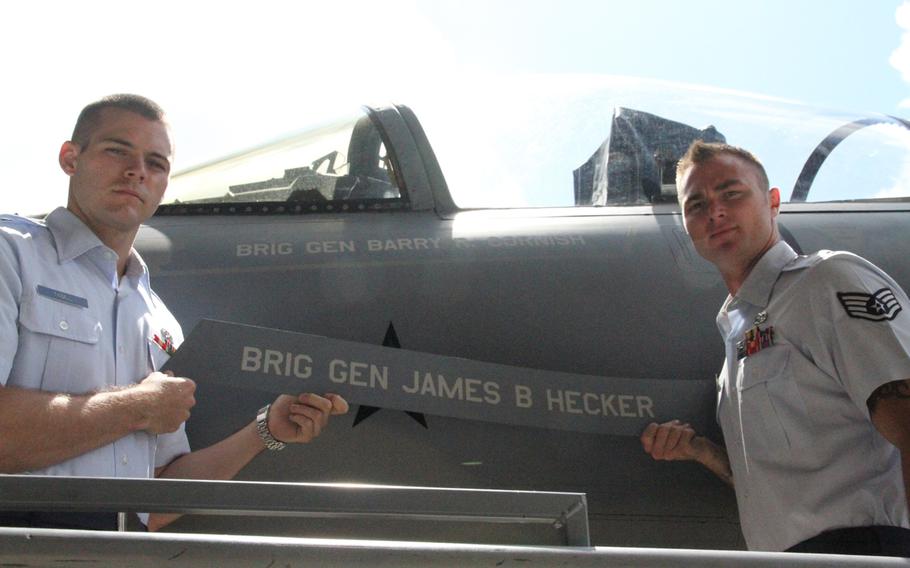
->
<box><xmin>59</xmin><ymin>141</ymin><xmax>80</xmax><ymax>176</ymax></box>
<box><xmin>768</xmin><ymin>186</ymin><xmax>781</xmax><ymax>217</ymax></box>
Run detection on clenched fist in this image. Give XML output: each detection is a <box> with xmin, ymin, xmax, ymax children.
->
<box><xmin>641</xmin><ymin>419</ymin><xmax>704</xmax><ymax>461</ymax></box>
<box><xmin>134</xmin><ymin>372</ymin><xmax>196</xmax><ymax>434</ymax></box>
<box><xmin>266</xmin><ymin>393</ymin><xmax>348</xmax><ymax>445</ymax></box>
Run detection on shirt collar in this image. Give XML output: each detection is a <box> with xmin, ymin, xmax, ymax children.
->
<box><xmin>46</xmin><ymin>207</ymin><xmax>106</xmax><ymax>263</ymax></box>
<box><xmin>731</xmin><ymin>240</ymin><xmax>798</xmax><ymax>309</ymax></box>
<box><xmin>125</xmin><ymin>248</ymin><xmax>151</xmax><ymax>290</ymax></box>
<box><xmin>46</xmin><ymin>207</ymin><xmax>150</xmax><ymax>287</ymax></box>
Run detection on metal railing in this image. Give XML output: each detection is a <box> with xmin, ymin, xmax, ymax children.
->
<box><xmin>0</xmin><ymin>476</ymin><xmax>903</xmax><ymax>567</ymax></box>
<box><xmin>0</xmin><ymin>474</ymin><xmax>590</xmax><ymax>546</ymax></box>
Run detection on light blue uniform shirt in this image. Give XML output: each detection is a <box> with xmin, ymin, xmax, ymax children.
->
<box><xmin>716</xmin><ymin>240</ymin><xmax>910</xmax><ymax>551</ymax></box>
<box><xmin>0</xmin><ymin>207</ymin><xmax>189</xmax><ymax>478</ymax></box>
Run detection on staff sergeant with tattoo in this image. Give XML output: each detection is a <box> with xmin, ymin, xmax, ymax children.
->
<box><xmin>641</xmin><ymin>141</ymin><xmax>910</xmax><ymax>556</ymax></box>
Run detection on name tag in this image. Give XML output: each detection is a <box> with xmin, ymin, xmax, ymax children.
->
<box><xmin>36</xmin><ymin>285</ymin><xmax>88</xmax><ymax>309</ymax></box>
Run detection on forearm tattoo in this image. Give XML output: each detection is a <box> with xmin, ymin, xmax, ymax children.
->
<box><xmin>867</xmin><ymin>379</ymin><xmax>910</xmax><ymax>415</ymax></box>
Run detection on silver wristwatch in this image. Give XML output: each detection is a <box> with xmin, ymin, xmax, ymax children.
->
<box><xmin>256</xmin><ymin>404</ymin><xmax>287</xmax><ymax>451</ymax></box>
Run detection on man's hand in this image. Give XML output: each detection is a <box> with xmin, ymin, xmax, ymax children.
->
<box><xmin>149</xmin><ymin>392</ymin><xmax>348</xmax><ymax>530</ymax></box>
<box><xmin>641</xmin><ymin>419</ymin><xmax>704</xmax><ymax>461</ymax></box>
<box><xmin>267</xmin><ymin>393</ymin><xmax>349</xmax><ymax>444</ymax></box>
<box><xmin>641</xmin><ymin>419</ymin><xmax>734</xmax><ymax>486</ymax></box>
<box><xmin>133</xmin><ymin>372</ymin><xmax>196</xmax><ymax>434</ymax></box>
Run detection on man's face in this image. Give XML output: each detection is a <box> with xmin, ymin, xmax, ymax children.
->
<box><xmin>60</xmin><ymin>108</ymin><xmax>172</xmax><ymax>237</ymax></box>
<box><xmin>679</xmin><ymin>154</ymin><xmax>780</xmax><ymax>271</ymax></box>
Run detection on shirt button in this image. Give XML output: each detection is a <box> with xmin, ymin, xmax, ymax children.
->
<box><xmin>121</xmin><ymin>455</ymin><xmax>129</xmax><ymax>465</ymax></box>
<box><xmin>59</xmin><ymin>320</ymin><xmax>69</xmax><ymax>331</ymax></box>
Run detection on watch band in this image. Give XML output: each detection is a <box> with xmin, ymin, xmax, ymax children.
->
<box><xmin>256</xmin><ymin>404</ymin><xmax>287</xmax><ymax>451</ymax></box>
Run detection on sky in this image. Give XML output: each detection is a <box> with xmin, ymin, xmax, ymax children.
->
<box><xmin>3</xmin><ymin>0</ymin><xmax>910</xmax><ymax>215</ymax></box>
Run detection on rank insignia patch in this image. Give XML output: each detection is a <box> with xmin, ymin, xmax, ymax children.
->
<box><xmin>837</xmin><ymin>288</ymin><xmax>902</xmax><ymax>321</ymax></box>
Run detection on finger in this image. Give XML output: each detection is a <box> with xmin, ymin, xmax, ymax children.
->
<box><xmin>640</xmin><ymin>422</ymin><xmax>659</xmax><ymax>452</ymax></box>
<box><xmin>665</xmin><ymin>425</ymin><xmax>683</xmax><ymax>453</ymax></box>
<box><xmin>290</xmin><ymin>403</ymin><xmax>330</xmax><ymax>428</ymax></box>
<box><xmin>288</xmin><ymin>411</ymin><xmax>322</xmax><ymax>439</ymax></box>
<box><xmin>679</xmin><ymin>428</ymin><xmax>695</xmax><ymax>454</ymax></box>
<box><xmin>652</xmin><ymin>425</ymin><xmax>672</xmax><ymax>460</ymax></box>
<box><xmin>297</xmin><ymin>393</ymin><xmax>333</xmax><ymax>413</ymax></box>
<box><xmin>326</xmin><ymin>394</ymin><xmax>349</xmax><ymax>415</ymax></box>
<box><xmin>678</xmin><ymin>423</ymin><xmax>694</xmax><ymax>437</ymax></box>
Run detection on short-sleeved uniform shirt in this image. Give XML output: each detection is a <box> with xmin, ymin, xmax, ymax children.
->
<box><xmin>0</xmin><ymin>207</ymin><xmax>189</xmax><ymax>478</ymax></box>
<box><xmin>716</xmin><ymin>240</ymin><xmax>910</xmax><ymax>551</ymax></box>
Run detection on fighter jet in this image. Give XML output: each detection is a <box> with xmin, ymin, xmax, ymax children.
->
<box><xmin>134</xmin><ymin>76</ymin><xmax>910</xmax><ymax>549</ymax></box>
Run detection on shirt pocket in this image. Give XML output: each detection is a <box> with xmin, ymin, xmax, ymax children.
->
<box><xmin>147</xmin><ymin>337</ymin><xmax>171</xmax><ymax>373</ymax></box>
<box><xmin>738</xmin><ymin>346</ymin><xmax>810</xmax><ymax>461</ymax></box>
<box><xmin>19</xmin><ymin>295</ymin><xmax>102</xmax><ymax>393</ymax></box>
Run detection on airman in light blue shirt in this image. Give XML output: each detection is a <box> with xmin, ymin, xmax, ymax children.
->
<box><xmin>0</xmin><ymin>94</ymin><xmax>348</xmax><ymax>531</ymax></box>
<box><xmin>0</xmin><ymin>207</ymin><xmax>190</xmax><ymax>479</ymax></box>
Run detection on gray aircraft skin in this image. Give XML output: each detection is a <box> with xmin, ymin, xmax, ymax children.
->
<box><xmin>133</xmin><ymin>79</ymin><xmax>910</xmax><ymax>550</ymax></box>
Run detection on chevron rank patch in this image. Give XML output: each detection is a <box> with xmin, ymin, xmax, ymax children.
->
<box><xmin>836</xmin><ymin>287</ymin><xmax>902</xmax><ymax>321</ymax></box>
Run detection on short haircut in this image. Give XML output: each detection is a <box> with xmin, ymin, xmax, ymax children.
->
<box><xmin>676</xmin><ymin>140</ymin><xmax>770</xmax><ymax>201</ymax></box>
<box><xmin>71</xmin><ymin>94</ymin><xmax>167</xmax><ymax>148</ymax></box>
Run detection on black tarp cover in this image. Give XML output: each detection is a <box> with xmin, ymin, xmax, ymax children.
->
<box><xmin>574</xmin><ymin>108</ymin><xmax>726</xmax><ymax>206</ymax></box>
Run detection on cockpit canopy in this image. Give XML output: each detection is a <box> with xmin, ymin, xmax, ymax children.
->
<box><xmin>162</xmin><ymin>116</ymin><xmax>404</xmax><ymax>214</ymax></box>
<box><xmin>161</xmin><ymin>76</ymin><xmax>910</xmax><ymax>212</ymax></box>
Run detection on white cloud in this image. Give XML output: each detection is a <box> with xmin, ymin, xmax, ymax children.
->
<box><xmin>890</xmin><ymin>2</ymin><xmax>910</xmax><ymax>108</ymax></box>
<box><xmin>875</xmin><ymin>152</ymin><xmax>910</xmax><ymax>199</ymax></box>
